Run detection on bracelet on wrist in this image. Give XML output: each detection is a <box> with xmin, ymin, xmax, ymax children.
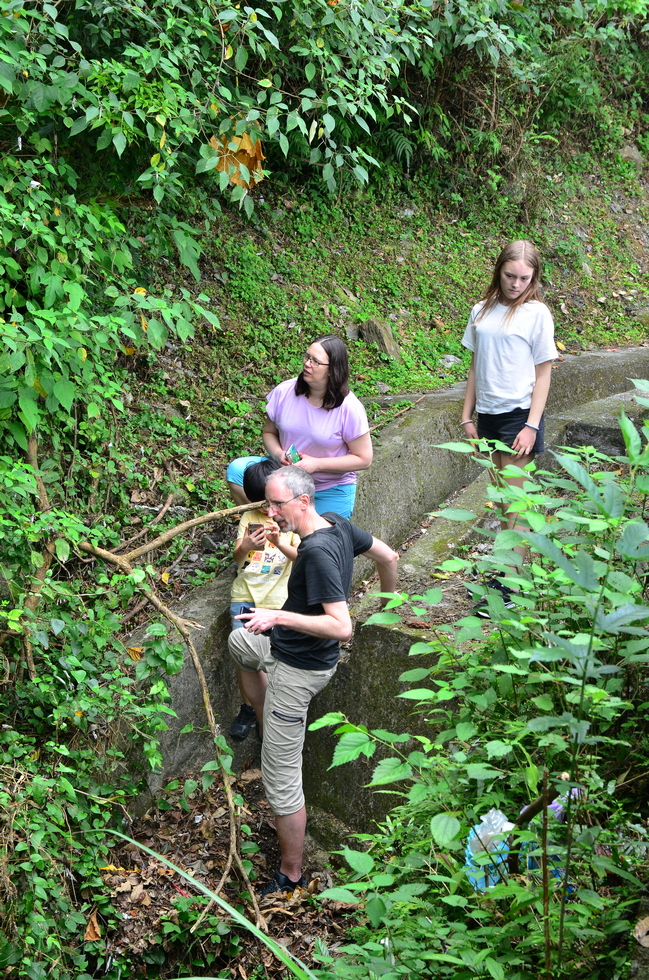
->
<box><xmin>525</xmin><ymin>422</ymin><xmax>539</xmax><ymax>431</ymax></box>
<box><xmin>460</xmin><ymin>420</ymin><xmax>473</xmax><ymax>426</ymax></box>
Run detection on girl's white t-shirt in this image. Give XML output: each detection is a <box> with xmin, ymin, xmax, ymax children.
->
<box><xmin>461</xmin><ymin>300</ymin><xmax>558</xmax><ymax>414</ymax></box>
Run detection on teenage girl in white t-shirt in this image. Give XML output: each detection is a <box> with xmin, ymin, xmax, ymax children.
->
<box><xmin>460</xmin><ymin>240</ymin><xmax>557</xmax><ymax>607</ymax></box>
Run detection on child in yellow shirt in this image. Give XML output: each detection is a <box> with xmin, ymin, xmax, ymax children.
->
<box><xmin>229</xmin><ymin>458</ymin><xmax>299</xmax><ymax>738</ymax></box>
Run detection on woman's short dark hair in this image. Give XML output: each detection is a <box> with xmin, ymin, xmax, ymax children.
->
<box><xmin>243</xmin><ymin>457</ymin><xmax>281</xmax><ymax>503</ymax></box>
<box><xmin>294</xmin><ymin>334</ymin><xmax>350</xmax><ymax>410</ymax></box>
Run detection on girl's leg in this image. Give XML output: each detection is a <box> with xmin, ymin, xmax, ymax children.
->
<box><xmin>491</xmin><ymin>450</ymin><xmax>534</xmax><ymax>566</ymax></box>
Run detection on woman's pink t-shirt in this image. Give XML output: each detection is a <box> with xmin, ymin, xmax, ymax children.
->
<box><xmin>266</xmin><ymin>378</ymin><xmax>369</xmax><ymax>491</ymax></box>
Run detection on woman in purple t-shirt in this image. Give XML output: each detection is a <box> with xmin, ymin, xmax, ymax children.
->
<box><xmin>226</xmin><ymin>335</ymin><xmax>372</xmax><ymax>518</ymax></box>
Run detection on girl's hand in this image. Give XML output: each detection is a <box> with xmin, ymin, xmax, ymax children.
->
<box><xmin>264</xmin><ymin>519</ymin><xmax>282</xmax><ymax>547</ymax></box>
<box><xmin>461</xmin><ymin>421</ymin><xmax>479</xmax><ymax>442</ymax></box>
<box><xmin>511</xmin><ymin>426</ymin><xmax>536</xmax><ymax>457</ymax></box>
<box><xmin>294</xmin><ymin>453</ymin><xmax>320</xmax><ymax>474</ymax></box>
<box><xmin>242</xmin><ymin>524</ymin><xmax>266</xmax><ymax>551</ymax></box>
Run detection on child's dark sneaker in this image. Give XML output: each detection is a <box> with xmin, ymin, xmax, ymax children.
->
<box><xmin>473</xmin><ymin>578</ymin><xmax>515</xmax><ymax>618</ymax></box>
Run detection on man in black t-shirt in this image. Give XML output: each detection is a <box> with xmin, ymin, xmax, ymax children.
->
<box><xmin>228</xmin><ymin>466</ymin><xmax>399</xmax><ymax>898</ymax></box>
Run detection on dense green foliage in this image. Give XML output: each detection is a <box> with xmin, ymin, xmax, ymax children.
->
<box><xmin>0</xmin><ymin>0</ymin><xmax>648</xmax><ymax>976</ymax></box>
<box><xmin>312</xmin><ymin>386</ymin><xmax>649</xmax><ymax>979</ymax></box>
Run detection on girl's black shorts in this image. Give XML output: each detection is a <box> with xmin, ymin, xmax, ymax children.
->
<box><xmin>477</xmin><ymin>407</ymin><xmax>545</xmax><ymax>455</ymax></box>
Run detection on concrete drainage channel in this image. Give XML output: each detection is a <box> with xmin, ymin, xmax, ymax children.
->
<box><xmin>136</xmin><ymin>347</ymin><xmax>649</xmax><ymax>846</ymax></box>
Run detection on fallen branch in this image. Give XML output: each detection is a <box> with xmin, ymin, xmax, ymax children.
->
<box><xmin>80</xmin><ymin>499</ymin><xmax>263</xmax><ymax>565</ymax></box>
<box><xmin>111</xmin><ymin>492</ymin><xmax>176</xmax><ymax>553</ymax></box>
<box><xmin>78</xmin><ymin>538</ymin><xmax>266</xmax><ymax>931</ymax></box>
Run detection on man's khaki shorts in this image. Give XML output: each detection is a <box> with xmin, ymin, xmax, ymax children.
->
<box><xmin>228</xmin><ymin>628</ymin><xmax>337</xmax><ymax>816</ymax></box>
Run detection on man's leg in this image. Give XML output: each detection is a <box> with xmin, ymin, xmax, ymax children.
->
<box><xmin>262</xmin><ymin>661</ymin><xmax>337</xmax><ymax>883</ymax></box>
<box><xmin>275</xmin><ymin>807</ymin><xmax>306</xmax><ymax>881</ymax></box>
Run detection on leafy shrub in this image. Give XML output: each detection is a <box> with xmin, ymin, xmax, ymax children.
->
<box><xmin>312</xmin><ymin>385</ymin><xmax>649</xmax><ymax>980</ymax></box>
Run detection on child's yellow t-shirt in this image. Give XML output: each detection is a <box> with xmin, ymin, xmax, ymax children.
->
<box><xmin>230</xmin><ymin>509</ymin><xmax>300</xmax><ymax>609</ymax></box>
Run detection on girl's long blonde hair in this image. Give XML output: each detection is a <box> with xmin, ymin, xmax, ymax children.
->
<box><xmin>476</xmin><ymin>240</ymin><xmax>542</xmax><ymax>322</ymax></box>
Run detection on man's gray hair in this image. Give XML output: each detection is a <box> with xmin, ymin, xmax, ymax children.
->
<box><xmin>266</xmin><ymin>465</ymin><xmax>315</xmax><ymax>504</ymax></box>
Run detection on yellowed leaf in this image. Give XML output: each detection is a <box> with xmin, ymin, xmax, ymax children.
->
<box><xmin>54</xmin><ymin>206</ymin><xmax>61</xmax><ymax>216</ymax></box>
<box><xmin>161</xmin><ymin>572</ymin><xmax>170</xmax><ymax>584</ymax></box>
<box><xmin>556</xmin><ymin>341</ymin><xmax>566</xmax><ymax>351</ymax></box>
<box><xmin>123</xmin><ymin>347</ymin><xmax>136</xmax><ymax>355</ymax></box>
<box><xmin>133</xmin><ymin>286</ymin><xmax>147</xmax><ymax>296</ymax></box>
<box><xmin>225</xmin><ymin>44</ymin><xmax>233</xmax><ymax>59</ymax></box>
<box><xmin>84</xmin><ymin>910</ymin><xmax>102</xmax><ymax>941</ymax></box>
<box><xmin>78</xmin><ymin>347</ymin><xmax>87</xmax><ymax>362</ymax></box>
<box><xmin>159</xmin><ymin>131</ymin><xmax>167</xmax><ymax>149</ymax></box>
<box><xmin>140</xmin><ymin>313</ymin><xmax>148</xmax><ymax>332</ymax></box>
<box><xmin>127</xmin><ymin>646</ymin><xmax>143</xmax><ymax>661</ymax></box>
<box><xmin>150</xmin><ymin>152</ymin><xmax>160</xmax><ymax>166</ymax></box>
<box><xmin>33</xmin><ymin>378</ymin><xmax>47</xmax><ymax>397</ymax></box>
<box><xmin>239</xmin><ymin>768</ymin><xmax>262</xmax><ymax>783</ymax></box>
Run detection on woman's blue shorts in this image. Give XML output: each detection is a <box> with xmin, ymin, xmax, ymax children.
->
<box><xmin>226</xmin><ymin>456</ymin><xmax>356</xmax><ymax>518</ymax></box>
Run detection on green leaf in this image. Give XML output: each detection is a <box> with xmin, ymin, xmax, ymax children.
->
<box><xmin>485</xmin><ymin>740</ymin><xmax>512</xmax><ymax>759</ymax></box>
<box><xmin>305</xmin><ymin>63</ymin><xmax>316</xmax><ymax>82</ymax></box>
<box><xmin>319</xmin><ymin>887</ymin><xmax>359</xmax><ymax>904</ymax></box>
<box><xmin>430</xmin><ymin>812</ymin><xmax>461</xmax><ymax>847</ymax></box>
<box><xmin>53</xmin><ymin>380</ymin><xmax>76</xmax><ymax>412</ymax></box>
<box><xmin>364</xmin><ymin>611</ymin><xmax>401</xmax><ymax>625</ymax></box>
<box><xmin>18</xmin><ymin>391</ymin><xmax>39</xmax><ymax>433</ymax></box>
<box><xmin>55</xmin><ymin>539</ymin><xmax>70</xmax><ymax>563</ymax></box>
<box><xmin>397</xmin><ymin>688</ymin><xmax>437</xmax><ymax>700</ymax></box>
<box><xmin>617</xmin><ymin>521</ymin><xmax>649</xmax><ymax>560</ymax></box>
<box><xmin>465</xmin><ymin>763</ymin><xmax>502</xmax><ymax>780</ymax></box>
<box><xmin>619</xmin><ymin>409</ymin><xmax>642</xmax><ymax>460</ymax></box>
<box><xmin>69</xmin><ymin>116</ymin><xmax>88</xmax><ymax>136</ymax></box>
<box><xmin>172</xmin><ymin>229</ymin><xmax>201</xmax><ymax>282</ymax></box>
<box><xmin>308</xmin><ymin>711</ymin><xmax>345</xmax><ymax>730</ymax></box>
<box><xmin>341</xmin><ymin>846</ymin><xmax>374</xmax><ymax>876</ymax></box>
<box><xmin>434</xmin><ymin>441</ymin><xmax>476</xmax><ymax>452</ymax></box>
<box><xmin>456</xmin><ymin>721</ymin><xmax>476</xmax><ymax>740</ymax></box>
<box><xmin>365</xmin><ymin>895</ymin><xmax>387</xmax><ymax>927</ymax></box>
<box><xmin>235</xmin><ymin>45</ymin><xmax>248</xmax><ymax>70</ymax></box>
<box><xmin>433</xmin><ymin>508</ymin><xmax>477</xmax><ymax>521</ymax></box>
<box><xmin>329</xmin><ymin>731</ymin><xmax>374</xmax><ymax>768</ymax></box>
<box><xmin>113</xmin><ymin>131</ymin><xmax>127</xmax><ymax>157</ymax></box>
<box><xmin>322</xmin><ymin>112</ymin><xmax>335</xmax><ymax>132</ymax></box>
<box><xmin>369</xmin><ymin>757</ymin><xmax>412</xmax><ymax>785</ymax></box>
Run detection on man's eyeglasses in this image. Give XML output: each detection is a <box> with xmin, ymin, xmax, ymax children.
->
<box><xmin>265</xmin><ymin>493</ymin><xmax>301</xmax><ymax>510</ymax></box>
<box><xmin>304</xmin><ymin>352</ymin><xmax>329</xmax><ymax>367</ymax></box>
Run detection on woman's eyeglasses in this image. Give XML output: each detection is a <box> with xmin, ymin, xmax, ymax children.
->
<box><xmin>304</xmin><ymin>353</ymin><xmax>329</xmax><ymax>367</ymax></box>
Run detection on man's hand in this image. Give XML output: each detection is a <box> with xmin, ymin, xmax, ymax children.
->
<box><xmin>237</xmin><ymin>608</ymin><xmax>279</xmax><ymax>635</ymax></box>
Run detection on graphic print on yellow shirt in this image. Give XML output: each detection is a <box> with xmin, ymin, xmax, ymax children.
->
<box><xmin>230</xmin><ymin>509</ymin><xmax>299</xmax><ymax>609</ymax></box>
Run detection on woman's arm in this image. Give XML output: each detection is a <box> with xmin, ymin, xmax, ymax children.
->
<box><xmin>460</xmin><ymin>355</ymin><xmax>479</xmax><ymax>441</ymax></box>
<box><xmin>262</xmin><ymin>420</ymin><xmax>291</xmax><ymax>467</ymax></box>
<box><xmin>511</xmin><ymin>359</ymin><xmax>553</xmax><ymax>457</ymax></box>
<box><xmin>295</xmin><ymin>431</ymin><xmax>373</xmax><ymax>476</ymax></box>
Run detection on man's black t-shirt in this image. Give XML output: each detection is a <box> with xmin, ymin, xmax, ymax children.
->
<box><xmin>270</xmin><ymin>512</ymin><xmax>373</xmax><ymax>671</ymax></box>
